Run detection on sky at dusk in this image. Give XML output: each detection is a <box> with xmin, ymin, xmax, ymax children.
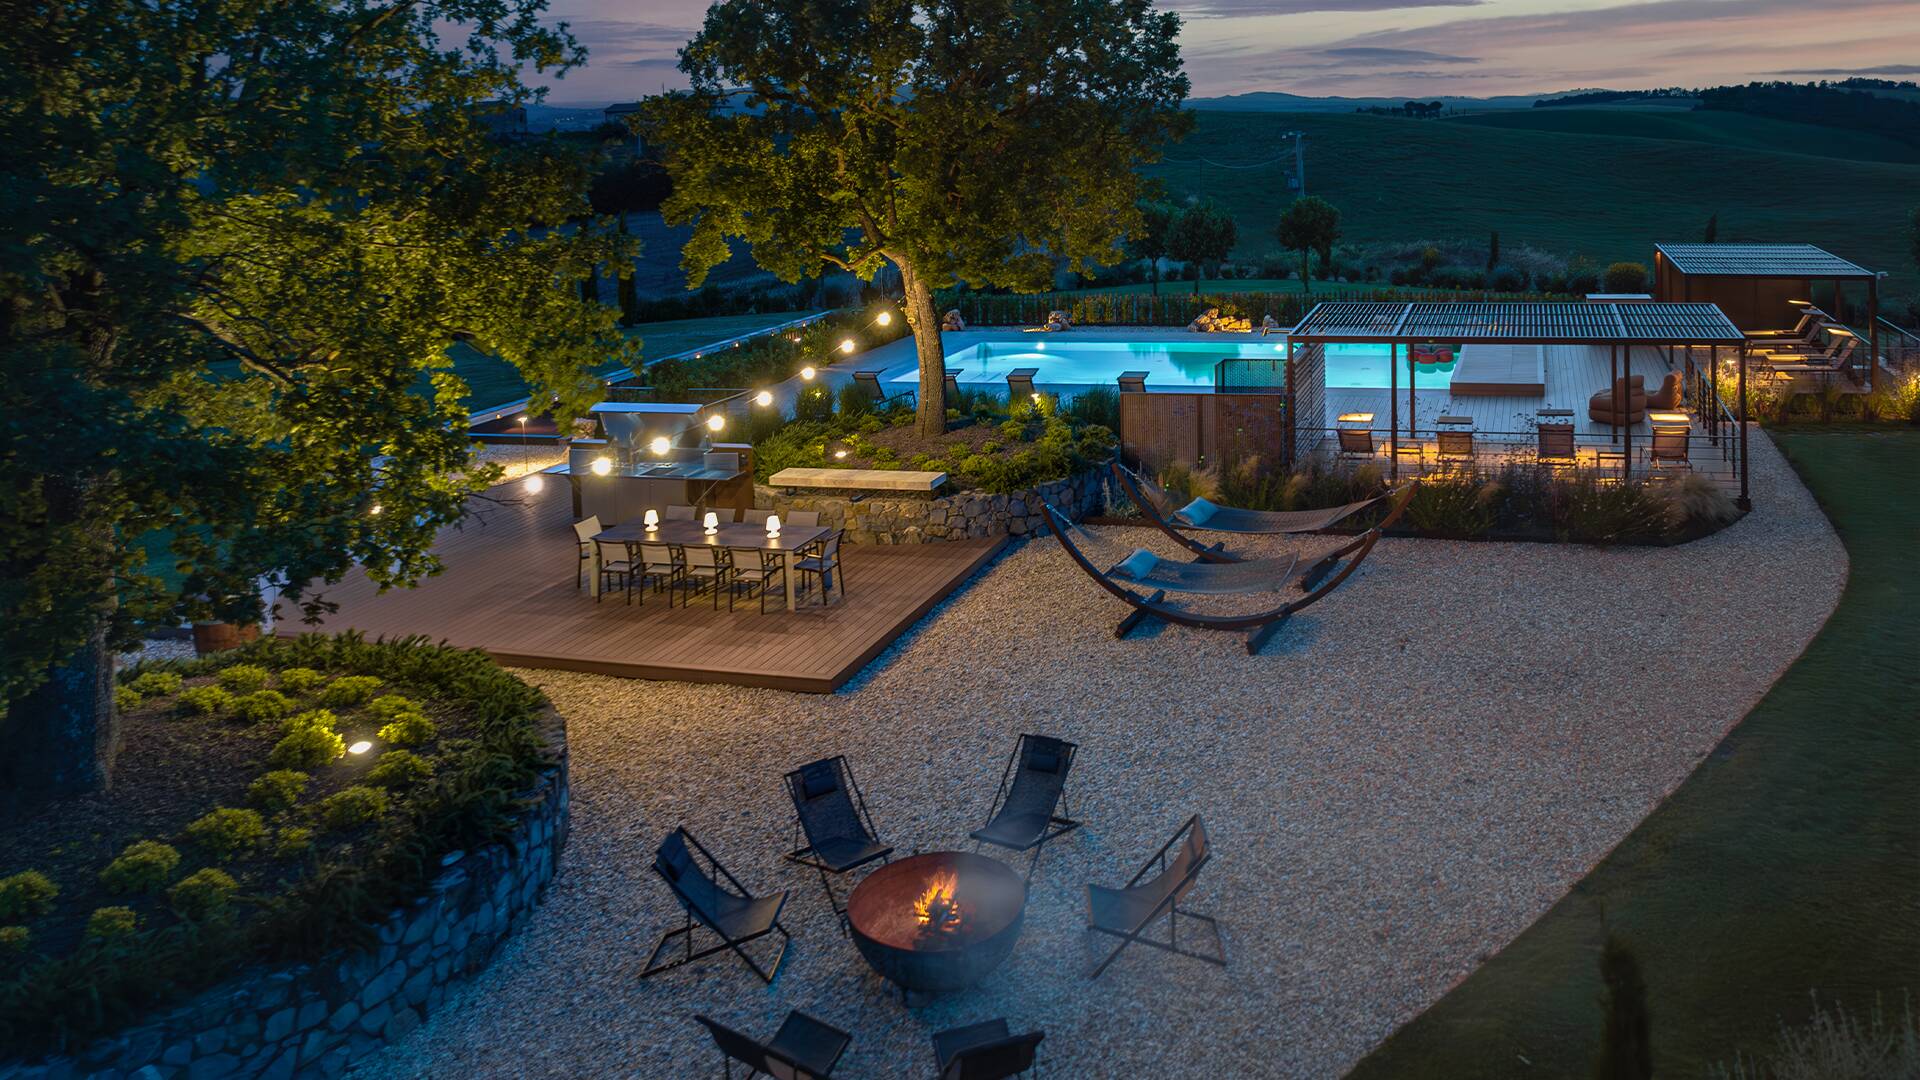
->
<box><xmin>530</xmin><ymin>0</ymin><xmax>1920</xmax><ymax>105</ymax></box>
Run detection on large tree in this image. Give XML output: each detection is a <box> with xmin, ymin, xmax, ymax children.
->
<box><xmin>650</xmin><ymin>0</ymin><xmax>1190</xmax><ymax>436</ymax></box>
<box><xmin>1167</xmin><ymin>198</ymin><xmax>1237</xmax><ymax>294</ymax></box>
<box><xmin>1274</xmin><ymin>195</ymin><xmax>1341</xmax><ymax>295</ymax></box>
<box><xmin>0</xmin><ymin>0</ymin><xmax>634</xmax><ymax>812</ymax></box>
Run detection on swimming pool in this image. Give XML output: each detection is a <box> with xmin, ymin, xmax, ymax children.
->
<box><xmin>892</xmin><ymin>339</ymin><xmax>1455</xmax><ymax>391</ymax></box>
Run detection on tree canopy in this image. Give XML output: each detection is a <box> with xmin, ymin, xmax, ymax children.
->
<box><xmin>0</xmin><ymin>0</ymin><xmax>632</xmax><ymax>805</ymax></box>
<box><xmin>648</xmin><ymin>0</ymin><xmax>1190</xmax><ymax>434</ymax></box>
<box><xmin>1274</xmin><ymin>196</ymin><xmax>1341</xmax><ymax>293</ymax></box>
<box><xmin>1168</xmin><ymin>198</ymin><xmax>1237</xmax><ymax>291</ymax></box>
<box><xmin>1128</xmin><ymin>200</ymin><xmax>1179</xmax><ymax>295</ymax></box>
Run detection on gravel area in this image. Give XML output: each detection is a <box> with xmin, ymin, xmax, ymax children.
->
<box><xmin>353</xmin><ymin>430</ymin><xmax>1845</xmax><ymax>1079</ymax></box>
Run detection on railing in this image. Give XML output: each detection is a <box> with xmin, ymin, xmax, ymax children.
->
<box><xmin>1874</xmin><ymin>317</ymin><xmax>1920</xmax><ymax>376</ymax></box>
<box><xmin>1298</xmin><ymin>422</ymin><xmax>1742</xmax><ymax>487</ymax></box>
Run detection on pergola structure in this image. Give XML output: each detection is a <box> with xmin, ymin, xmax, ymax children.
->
<box><xmin>1286</xmin><ymin>301</ymin><xmax>1754</xmax><ymax>507</ymax></box>
<box><xmin>1653</xmin><ymin>242</ymin><xmax>1880</xmax><ymax>388</ymax></box>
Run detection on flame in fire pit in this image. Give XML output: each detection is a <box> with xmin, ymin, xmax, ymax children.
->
<box><xmin>913</xmin><ymin>871</ymin><xmax>962</xmax><ymax>932</ymax></box>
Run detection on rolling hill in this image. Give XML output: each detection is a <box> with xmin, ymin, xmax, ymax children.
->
<box><xmin>1449</xmin><ymin>107</ymin><xmax>1920</xmax><ymax>164</ymax></box>
<box><xmin>1142</xmin><ymin>110</ymin><xmax>1920</xmax><ymax>293</ymax></box>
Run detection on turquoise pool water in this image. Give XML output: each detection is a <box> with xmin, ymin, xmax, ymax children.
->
<box><xmin>893</xmin><ymin>339</ymin><xmax>1455</xmax><ymax>391</ymax></box>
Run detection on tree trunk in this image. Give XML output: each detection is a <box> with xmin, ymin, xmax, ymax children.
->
<box><xmin>1300</xmin><ymin>250</ymin><xmax>1312</xmax><ymax>297</ymax></box>
<box><xmin>897</xmin><ymin>260</ymin><xmax>948</xmax><ymax>438</ymax></box>
<box><xmin>1</xmin><ymin>627</ymin><xmax>118</xmax><ymax>819</ymax></box>
<box><xmin>1150</xmin><ymin>258</ymin><xmax>1159</xmax><ymax>296</ymax></box>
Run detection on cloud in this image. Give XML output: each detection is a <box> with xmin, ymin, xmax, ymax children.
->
<box><xmin>1318</xmin><ymin>47</ymin><xmax>1478</xmax><ymax>65</ymax></box>
<box><xmin>1167</xmin><ymin>0</ymin><xmax>1480</xmax><ymax>20</ymax></box>
<box><xmin>1770</xmin><ymin>63</ymin><xmax>1920</xmax><ymax>75</ymax></box>
<box><xmin>551</xmin><ymin>18</ymin><xmax>696</xmax><ymax>50</ymax></box>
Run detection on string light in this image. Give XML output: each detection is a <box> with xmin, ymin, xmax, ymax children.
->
<box><xmin>590</xmin><ymin>457</ymin><xmax>612</xmax><ymax>476</ymax></box>
<box><xmin>839</xmin><ymin>339</ymin><xmax>856</xmax><ymax>354</ymax></box>
<box><xmin>522</xmin><ymin>474</ymin><xmax>545</xmax><ymax>494</ymax></box>
<box><xmin>754</xmin><ymin>390</ymin><xmax>773</xmax><ymax>406</ymax></box>
<box><xmin>648</xmin><ymin>436</ymin><xmax>671</xmax><ymax>455</ymax></box>
<box><xmin>800</xmin><ymin>366</ymin><xmax>816</xmax><ymax>380</ymax></box>
<box><xmin>875</xmin><ymin>311</ymin><xmax>892</xmax><ymax>326</ymax></box>
<box><xmin>706</xmin><ymin>414</ymin><xmax>725</xmax><ymax>432</ymax></box>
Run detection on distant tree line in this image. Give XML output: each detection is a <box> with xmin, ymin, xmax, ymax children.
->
<box><xmin>1355</xmin><ymin>101</ymin><xmax>1446</xmax><ymax>118</ymax></box>
<box><xmin>1534</xmin><ymin>79</ymin><xmax>1920</xmax><ymax>148</ymax></box>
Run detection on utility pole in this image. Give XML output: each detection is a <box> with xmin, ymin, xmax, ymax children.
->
<box><xmin>1293</xmin><ymin>130</ymin><xmax>1306</xmax><ymax>198</ymax></box>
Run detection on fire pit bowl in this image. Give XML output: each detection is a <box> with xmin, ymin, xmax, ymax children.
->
<box><xmin>846</xmin><ymin>851</ymin><xmax>1026</xmax><ymax>996</ymax></box>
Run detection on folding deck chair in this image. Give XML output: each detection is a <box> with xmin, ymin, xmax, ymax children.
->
<box><xmin>1086</xmin><ymin>815</ymin><xmax>1226</xmax><ymax>978</ymax></box>
<box><xmin>970</xmin><ymin>734</ymin><xmax>1081</xmax><ymax>881</ymax></box>
<box><xmin>784</xmin><ymin>756</ymin><xmax>893</xmax><ymax>925</ymax></box>
<box><xmin>931</xmin><ymin>1020</ymin><xmax>1045</xmax><ymax>1080</ymax></box>
<box><xmin>644</xmin><ymin>827</ymin><xmax>792</xmax><ymax>984</ymax></box>
<box><xmin>694</xmin><ymin>1011</ymin><xmax>853</xmax><ymax>1080</ymax></box>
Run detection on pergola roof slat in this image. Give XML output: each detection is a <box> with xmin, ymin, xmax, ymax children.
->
<box><xmin>1654</xmin><ymin>243</ymin><xmax>1872</xmax><ymax>279</ymax></box>
<box><xmin>1289</xmin><ymin>301</ymin><xmax>1745</xmax><ymax>345</ymax></box>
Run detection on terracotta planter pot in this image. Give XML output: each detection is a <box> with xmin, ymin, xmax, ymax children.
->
<box><xmin>191</xmin><ymin>622</ymin><xmax>261</xmax><ymax>656</ymax></box>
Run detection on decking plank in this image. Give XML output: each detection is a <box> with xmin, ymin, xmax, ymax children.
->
<box><xmin>280</xmin><ymin>482</ymin><xmax>1003</xmax><ymax>692</ymax></box>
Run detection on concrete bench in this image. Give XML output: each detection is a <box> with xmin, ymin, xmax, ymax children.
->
<box><xmin>769</xmin><ymin>468</ymin><xmax>948</xmax><ymax>493</ymax></box>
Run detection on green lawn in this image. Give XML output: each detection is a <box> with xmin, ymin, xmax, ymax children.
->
<box><xmin>1447</xmin><ymin>108</ymin><xmax>1920</xmax><ymax>165</ymax></box>
<box><xmin>1143</xmin><ymin>111</ymin><xmax>1920</xmax><ymax>294</ymax></box>
<box><xmin>449</xmin><ymin>311</ymin><xmax>814</xmax><ymax>411</ymax></box>
<box><xmin>1348</xmin><ymin>427</ymin><xmax>1920</xmax><ymax>1077</ymax></box>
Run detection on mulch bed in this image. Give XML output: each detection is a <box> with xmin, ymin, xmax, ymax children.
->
<box><xmin>0</xmin><ymin>672</ymin><xmax>474</xmax><ymax>961</ymax></box>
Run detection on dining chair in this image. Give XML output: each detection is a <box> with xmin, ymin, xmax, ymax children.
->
<box><xmin>637</xmin><ymin>542</ymin><xmax>677</xmax><ymax>596</ymax></box>
<box><xmin>595</xmin><ymin>539</ymin><xmax>639</xmax><ymax>605</ymax></box>
<box><xmin>664</xmin><ymin>504</ymin><xmax>697</xmax><ymax>521</ymax></box>
<box><xmin>572</xmin><ymin>516</ymin><xmax>602</xmax><ymax>590</ymax></box>
<box><xmin>797</xmin><ymin>530</ymin><xmax>845</xmax><ymax>604</ymax></box>
<box><xmin>739</xmin><ymin>508</ymin><xmax>773</xmax><ymax>526</ymax></box>
<box><xmin>786</xmin><ymin>510</ymin><xmax>821</xmax><ymax>527</ymax></box>
<box><xmin>730</xmin><ymin>549</ymin><xmax>785</xmax><ymax>613</ymax></box>
<box><xmin>675</xmin><ymin>544</ymin><xmax>731</xmax><ymax>609</ymax></box>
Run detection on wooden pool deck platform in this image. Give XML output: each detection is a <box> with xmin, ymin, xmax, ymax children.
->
<box><xmin>280</xmin><ymin>483</ymin><xmax>1004</xmax><ymax>693</ymax></box>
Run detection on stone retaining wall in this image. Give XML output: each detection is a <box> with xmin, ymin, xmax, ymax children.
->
<box><xmin>756</xmin><ymin>464</ymin><xmax>1108</xmax><ymax>545</ymax></box>
<box><xmin>1</xmin><ymin>708</ymin><xmax>570</xmax><ymax>1080</ymax></box>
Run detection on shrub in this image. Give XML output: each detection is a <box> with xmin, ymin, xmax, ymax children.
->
<box><xmin>793</xmin><ymin>383</ymin><xmax>835</xmax><ymax>422</ymax></box>
<box><xmin>127</xmin><ymin>671</ymin><xmax>182</xmax><ymax>697</ymax></box>
<box><xmin>837</xmin><ymin>381</ymin><xmax>875</xmax><ymax>416</ymax></box>
<box><xmin>113</xmin><ymin>686</ymin><xmax>142</xmax><ymax>713</ymax></box>
<box><xmin>85</xmin><ymin>907</ymin><xmax>140</xmax><ymax>940</ymax></box>
<box><xmin>275</xmin><ymin>667</ymin><xmax>325</xmax><ymax>695</ymax></box>
<box><xmin>1489</xmin><ymin>264</ymin><xmax>1527</xmax><ymax>292</ymax></box>
<box><xmin>0</xmin><ymin>927</ymin><xmax>27</xmax><ymax>954</ymax></box>
<box><xmin>1406</xmin><ymin>476</ymin><xmax>1499</xmax><ymax>539</ymax></box>
<box><xmin>377</xmin><ymin>713</ymin><xmax>438</xmax><ymax>748</ymax></box>
<box><xmin>0</xmin><ymin>872</ymin><xmax>59</xmax><ymax>919</ymax></box>
<box><xmin>318</xmin><ymin>787</ymin><xmax>389</xmax><ymax>832</ymax></box>
<box><xmin>1562</xmin><ymin>478</ymin><xmax>1668</xmax><ymax>544</ymax></box>
<box><xmin>367</xmin><ymin>694</ymin><xmax>420</xmax><ymax>720</ymax></box>
<box><xmin>1602</xmin><ymin>261</ymin><xmax>1649</xmax><ymax>293</ymax></box>
<box><xmin>1660</xmin><ymin>473</ymin><xmax>1740</xmax><ymax>533</ymax></box>
<box><xmin>1065</xmin><ymin>386</ymin><xmax>1120</xmax><ymax>430</ymax></box>
<box><xmin>232</xmin><ymin>689</ymin><xmax>294</xmax><ymax>724</ymax></box>
<box><xmin>283</xmin><ymin>708</ymin><xmax>339</xmax><ymax>734</ymax></box>
<box><xmin>246</xmin><ymin>770</ymin><xmax>311</xmax><ymax>814</ymax></box>
<box><xmin>316</xmin><ymin>675</ymin><xmax>382</xmax><ymax>708</ymax></box>
<box><xmin>167</xmin><ymin>869</ymin><xmax>238</xmax><ymax>921</ymax></box>
<box><xmin>98</xmin><ymin>841</ymin><xmax>181</xmax><ymax>896</ymax></box>
<box><xmin>214</xmin><ymin>664</ymin><xmax>272</xmax><ymax>694</ymax></box>
<box><xmin>366</xmin><ymin>750</ymin><xmax>434</xmax><ymax>790</ymax></box>
<box><xmin>274</xmin><ymin>826</ymin><xmax>315</xmax><ymax>860</ymax></box>
<box><xmin>176</xmin><ymin>685</ymin><xmax>232</xmax><ymax>717</ymax></box>
<box><xmin>1711</xmin><ymin>992</ymin><xmax>1920</xmax><ymax>1079</ymax></box>
<box><xmin>268</xmin><ymin>725</ymin><xmax>345</xmax><ymax>769</ymax></box>
<box><xmin>184</xmin><ymin>808</ymin><xmax>266</xmax><ymax>862</ymax></box>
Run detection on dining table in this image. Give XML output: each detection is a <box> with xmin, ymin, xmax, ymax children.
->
<box><xmin>588</xmin><ymin>520</ymin><xmax>829</xmax><ymax>612</ymax></box>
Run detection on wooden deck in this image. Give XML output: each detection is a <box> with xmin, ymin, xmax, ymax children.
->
<box><xmin>280</xmin><ymin>483</ymin><xmax>1005</xmax><ymax>693</ymax></box>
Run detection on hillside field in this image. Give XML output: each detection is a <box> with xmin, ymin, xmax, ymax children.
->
<box><xmin>1448</xmin><ymin>107</ymin><xmax>1920</xmax><ymax>164</ymax></box>
<box><xmin>1144</xmin><ymin>111</ymin><xmax>1920</xmax><ymax>294</ymax></box>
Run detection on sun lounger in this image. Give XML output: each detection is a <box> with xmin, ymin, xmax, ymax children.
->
<box><xmin>970</xmin><ymin>734</ymin><xmax>1081</xmax><ymax>881</ymax></box>
<box><xmin>643</xmin><ymin>828</ymin><xmax>792</xmax><ymax>984</ymax></box>
<box><xmin>1042</xmin><ymin>502</ymin><xmax>1385</xmax><ymax>654</ymax></box>
<box><xmin>1087</xmin><ymin>815</ymin><xmax>1226</xmax><ymax>978</ymax></box>
<box><xmin>853</xmin><ymin>370</ymin><xmax>916</xmax><ymax>409</ymax></box>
